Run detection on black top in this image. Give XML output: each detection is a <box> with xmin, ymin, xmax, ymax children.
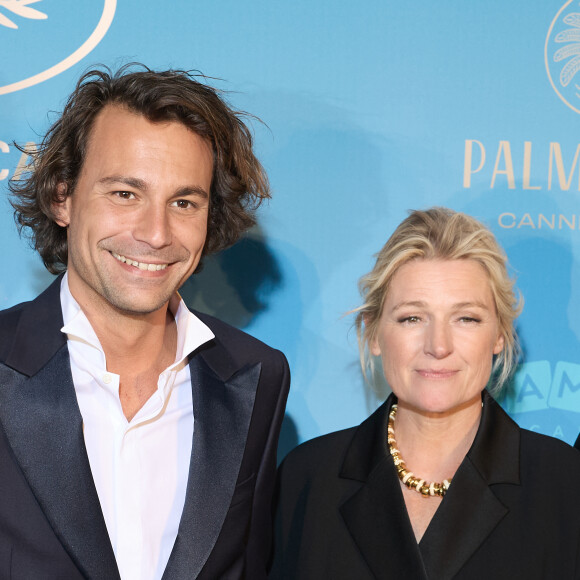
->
<box><xmin>271</xmin><ymin>392</ymin><xmax>580</xmax><ymax>580</ymax></box>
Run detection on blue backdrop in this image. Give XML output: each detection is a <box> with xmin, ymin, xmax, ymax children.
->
<box><xmin>1</xmin><ymin>0</ymin><xmax>579</xmax><ymax>454</ymax></box>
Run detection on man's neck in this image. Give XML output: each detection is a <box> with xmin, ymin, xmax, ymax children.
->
<box><xmin>72</xmin><ymin>292</ymin><xmax>178</xmax><ymax>421</ymax></box>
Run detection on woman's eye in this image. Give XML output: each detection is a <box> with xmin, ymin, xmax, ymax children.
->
<box><xmin>398</xmin><ymin>316</ymin><xmax>420</xmax><ymax>324</ymax></box>
<box><xmin>459</xmin><ymin>316</ymin><xmax>481</xmax><ymax>324</ymax></box>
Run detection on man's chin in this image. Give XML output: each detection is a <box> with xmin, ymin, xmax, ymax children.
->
<box><xmin>115</xmin><ymin>304</ymin><xmax>168</xmax><ymax>316</ymax></box>
<box><xmin>103</xmin><ymin>290</ymin><xmax>175</xmax><ymax>317</ymax></box>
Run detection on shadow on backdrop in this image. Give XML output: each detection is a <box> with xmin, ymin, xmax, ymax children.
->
<box><xmin>180</xmin><ymin>229</ymin><xmax>283</xmax><ymax>329</ymax></box>
<box><xmin>277</xmin><ymin>414</ymin><xmax>299</xmax><ymax>465</ymax></box>
<box><xmin>179</xmin><ymin>230</ymin><xmax>299</xmax><ymax>458</ymax></box>
<box><xmin>497</xmin><ymin>236</ymin><xmax>580</xmax><ymax>441</ymax></box>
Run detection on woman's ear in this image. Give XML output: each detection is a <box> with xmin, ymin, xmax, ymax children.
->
<box><xmin>52</xmin><ymin>184</ymin><xmax>71</xmax><ymax>227</ymax></box>
<box><xmin>365</xmin><ymin>315</ymin><xmax>381</xmax><ymax>356</ymax></box>
<box><xmin>493</xmin><ymin>333</ymin><xmax>505</xmax><ymax>355</ymax></box>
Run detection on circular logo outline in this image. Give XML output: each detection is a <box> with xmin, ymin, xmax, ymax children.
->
<box><xmin>545</xmin><ymin>0</ymin><xmax>580</xmax><ymax>115</ymax></box>
<box><xmin>0</xmin><ymin>0</ymin><xmax>117</xmax><ymax>96</ymax></box>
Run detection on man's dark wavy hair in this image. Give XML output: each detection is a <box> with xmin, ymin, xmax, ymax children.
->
<box><xmin>9</xmin><ymin>63</ymin><xmax>270</xmax><ymax>274</ymax></box>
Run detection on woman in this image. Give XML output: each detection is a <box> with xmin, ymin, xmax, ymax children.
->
<box><xmin>270</xmin><ymin>208</ymin><xmax>580</xmax><ymax>579</ymax></box>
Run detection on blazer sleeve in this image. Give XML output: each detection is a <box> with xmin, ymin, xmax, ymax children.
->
<box><xmin>244</xmin><ymin>349</ymin><xmax>291</xmax><ymax>579</ymax></box>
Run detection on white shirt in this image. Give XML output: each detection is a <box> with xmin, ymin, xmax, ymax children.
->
<box><xmin>60</xmin><ymin>274</ymin><xmax>214</xmax><ymax>580</ymax></box>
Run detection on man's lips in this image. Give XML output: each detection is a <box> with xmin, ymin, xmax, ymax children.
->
<box><xmin>111</xmin><ymin>251</ymin><xmax>169</xmax><ymax>271</ymax></box>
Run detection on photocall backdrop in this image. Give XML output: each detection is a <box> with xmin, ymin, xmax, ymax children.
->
<box><xmin>1</xmin><ymin>0</ymin><xmax>579</xmax><ymax>455</ymax></box>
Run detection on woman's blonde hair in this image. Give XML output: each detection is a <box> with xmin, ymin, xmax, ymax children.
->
<box><xmin>354</xmin><ymin>207</ymin><xmax>523</xmax><ymax>395</ymax></box>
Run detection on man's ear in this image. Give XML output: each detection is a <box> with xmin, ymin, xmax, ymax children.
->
<box><xmin>52</xmin><ymin>183</ymin><xmax>71</xmax><ymax>227</ymax></box>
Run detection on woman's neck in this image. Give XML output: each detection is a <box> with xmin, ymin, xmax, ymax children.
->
<box><xmin>392</xmin><ymin>395</ymin><xmax>483</xmax><ymax>482</ymax></box>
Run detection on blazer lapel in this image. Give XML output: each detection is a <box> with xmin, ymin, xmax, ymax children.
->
<box><xmin>419</xmin><ymin>393</ymin><xmax>520</xmax><ymax>579</ymax></box>
<box><xmin>339</xmin><ymin>397</ymin><xmax>428</xmax><ymax>580</ymax></box>
<box><xmin>162</xmin><ymin>342</ymin><xmax>261</xmax><ymax>579</ymax></box>
<box><xmin>0</xmin><ymin>278</ymin><xmax>119</xmax><ymax>579</ymax></box>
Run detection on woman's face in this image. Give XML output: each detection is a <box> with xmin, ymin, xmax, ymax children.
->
<box><xmin>371</xmin><ymin>258</ymin><xmax>504</xmax><ymax>415</ymax></box>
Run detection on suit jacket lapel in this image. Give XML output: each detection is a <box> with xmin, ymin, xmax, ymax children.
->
<box><xmin>0</xmin><ymin>278</ymin><xmax>119</xmax><ymax>579</ymax></box>
<box><xmin>419</xmin><ymin>392</ymin><xmax>520</xmax><ymax>579</ymax></box>
<box><xmin>162</xmin><ymin>341</ymin><xmax>261</xmax><ymax>580</ymax></box>
<box><xmin>339</xmin><ymin>396</ymin><xmax>428</xmax><ymax>580</ymax></box>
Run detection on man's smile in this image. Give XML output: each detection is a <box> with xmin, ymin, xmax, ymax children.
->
<box><xmin>111</xmin><ymin>251</ymin><xmax>169</xmax><ymax>271</ymax></box>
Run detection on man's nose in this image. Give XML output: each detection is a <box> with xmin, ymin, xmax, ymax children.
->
<box><xmin>133</xmin><ymin>205</ymin><xmax>172</xmax><ymax>249</ymax></box>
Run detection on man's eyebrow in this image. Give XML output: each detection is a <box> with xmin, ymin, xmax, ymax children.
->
<box><xmin>174</xmin><ymin>186</ymin><xmax>209</xmax><ymax>199</ymax></box>
<box><xmin>97</xmin><ymin>175</ymin><xmax>147</xmax><ymax>190</ymax></box>
<box><xmin>97</xmin><ymin>176</ymin><xmax>209</xmax><ymax>199</ymax></box>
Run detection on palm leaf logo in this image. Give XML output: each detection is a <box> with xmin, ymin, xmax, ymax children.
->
<box><xmin>544</xmin><ymin>1</ymin><xmax>580</xmax><ymax>114</ymax></box>
<box><xmin>0</xmin><ymin>0</ymin><xmax>47</xmax><ymax>29</ymax></box>
<box><xmin>554</xmin><ymin>13</ymin><xmax>580</xmax><ymax>88</ymax></box>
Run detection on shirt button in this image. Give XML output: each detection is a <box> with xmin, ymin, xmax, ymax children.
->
<box><xmin>103</xmin><ymin>374</ymin><xmax>112</xmax><ymax>384</ymax></box>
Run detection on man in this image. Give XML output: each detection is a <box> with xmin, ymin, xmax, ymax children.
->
<box><xmin>0</xmin><ymin>65</ymin><xmax>289</xmax><ymax>579</ymax></box>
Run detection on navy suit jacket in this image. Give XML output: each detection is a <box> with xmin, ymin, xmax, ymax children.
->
<box><xmin>271</xmin><ymin>392</ymin><xmax>580</xmax><ymax>579</ymax></box>
<box><xmin>0</xmin><ymin>277</ymin><xmax>290</xmax><ymax>579</ymax></box>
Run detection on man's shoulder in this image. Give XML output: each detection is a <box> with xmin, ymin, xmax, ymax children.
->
<box><xmin>0</xmin><ymin>278</ymin><xmax>63</xmax><ymax>369</ymax></box>
<box><xmin>0</xmin><ymin>278</ymin><xmax>61</xmax><ymax>332</ymax></box>
<box><xmin>0</xmin><ymin>299</ymin><xmax>29</xmax><ymax>321</ymax></box>
<box><xmin>0</xmin><ymin>300</ymin><xmax>30</xmax><ymax>360</ymax></box>
<box><xmin>193</xmin><ymin>309</ymin><xmax>286</xmax><ymax>366</ymax></box>
<box><xmin>192</xmin><ymin>310</ymin><xmax>290</xmax><ymax>395</ymax></box>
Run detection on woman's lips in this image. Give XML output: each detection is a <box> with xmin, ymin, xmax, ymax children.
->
<box><xmin>416</xmin><ymin>369</ymin><xmax>458</xmax><ymax>379</ymax></box>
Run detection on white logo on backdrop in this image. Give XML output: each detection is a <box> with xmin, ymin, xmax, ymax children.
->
<box><xmin>545</xmin><ymin>0</ymin><xmax>580</xmax><ymax>115</ymax></box>
<box><xmin>0</xmin><ymin>0</ymin><xmax>116</xmax><ymax>95</ymax></box>
<box><xmin>0</xmin><ymin>0</ymin><xmax>46</xmax><ymax>29</ymax></box>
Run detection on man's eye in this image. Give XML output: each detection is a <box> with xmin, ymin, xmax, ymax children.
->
<box><xmin>173</xmin><ymin>199</ymin><xmax>195</xmax><ymax>209</ymax></box>
<box><xmin>114</xmin><ymin>191</ymin><xmax>135</xmax><ymax>200</ymax></box>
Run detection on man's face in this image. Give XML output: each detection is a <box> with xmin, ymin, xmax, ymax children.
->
<box><xmin>55</xmin><ymin>105</ymin><xmax>213</xmax><ymax>317</ymax></box>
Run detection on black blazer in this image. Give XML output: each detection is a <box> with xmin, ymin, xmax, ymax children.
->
<box><xmin>0</xmin><ymin>277</ymin><xmax>290</xmax><ymax>579</ymax></box>
<box><xmin>575</xmin><ymin>432</ymin><xmax>580</xmax><ymax>450</ymax></box>
<box><xmin>271</xmin><ymin>392</ymin><xmax>580</xmax><ymax>579</ymax></box>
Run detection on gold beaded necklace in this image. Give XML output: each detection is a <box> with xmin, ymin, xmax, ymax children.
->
<box><xmin>387</xmin><ymin>404</ymin><xmax>451</xmax><ymax>498</ymax></box>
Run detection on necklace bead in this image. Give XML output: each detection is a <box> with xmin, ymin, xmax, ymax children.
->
<box><xmin>387</xmin><ymin>404</ymin><xmax>451</xmax><ymax>498</ymax></box>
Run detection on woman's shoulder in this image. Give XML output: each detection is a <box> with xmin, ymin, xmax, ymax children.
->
<box><xmin>279</xmin><ymin>426</ymin><xmax>358</xmax><ymax>473</ymax></box>
<box><xmin>483</xmin><ymin>393</ymin><xmax>580</xmax><ymax>472</ymax></box>
<box><xmin>278</xmin><ymin>399</ymin><xmax>391</xmax><ymax>476</ymax></box>
<box><xmin>278</xmin><ymin>399</ymin><xmax>394</xmax><ymax>491</ymax></box>
<box><xmin>275</xmin><ymin>425</ymin><xmax>366</xmax><ymax>509</ymax></box>
<box><xmin>519</xmin><ymin>427</ymin><xmax>580</xmax><ymax>467</ymax></box>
